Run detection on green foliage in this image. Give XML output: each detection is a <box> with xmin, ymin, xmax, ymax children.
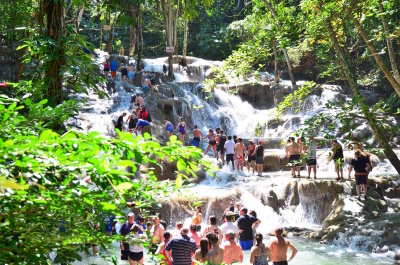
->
<box><xmin>0</xmin><ymin>95</ymin><xmax>208</xmax><ymax>264</ymax></box>
<box><xmin>275</xmin><ymin>81</ymin><xmax>317</xmax><ymax>117</ymax></box>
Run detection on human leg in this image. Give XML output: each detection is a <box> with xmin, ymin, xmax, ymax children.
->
<box><xmin>204</xmin><ymin>144</ymin><xmax>212</xmax><ymax>156</ymax></box>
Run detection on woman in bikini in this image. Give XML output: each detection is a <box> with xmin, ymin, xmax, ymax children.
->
<box><xmin>204</xmin><ymin>129</ymin><xmax>218</xmax><ymax>159</ymax></box>
<box><xmin>177</xmin><ymin>117</ymin><xmax>186</xmax><ymax>144</ymax></box>
<box><xmin>181</xmin><ymin>205</ymin><xmax>203</xmax><ymax>232</ymax></box>
<box><xmin>247</xmin><ymin>140</ymin><xmax>257</xmax><ymax>175</ymax></box>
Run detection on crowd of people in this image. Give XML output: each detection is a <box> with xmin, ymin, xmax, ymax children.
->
<box><xmin>117</xmin><ymin>201</ymin><xmax>297</xmax><ymax>265</ymax></box>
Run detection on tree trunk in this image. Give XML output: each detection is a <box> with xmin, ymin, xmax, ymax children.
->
<box><xmin>167</xmin><ymin>0</ymin><xmax>174</xmax><ymax>79</ymax></box>
<box><xmin>173</xmin><ymin>0</ymin><xmax>179</xmax><ymax>56</ymax></box>
<box><xmin>44</xmin><ymin>0</ymin><xmax>65</xmax><ymax>105</ymax></box>
<box><xmin>353</xmin><ymin>18</ymin><xmax>400</xmax><ymax>98</ymax></box>
<box><xmin>183</xmin><ymin>19</ymin><xmax>188</xmax><ymax>61</ymax></box>
<box><xmin>107</xmin><ymin>13</ymin><xmax>111</xmax><ymax>54</ymax></box>
<box><xmin>76</xmin><ymin>6</ymin><xmax>84</xmax><ymax>32</ymax></box>
<box><xmin>327</xmin><ymin>20</ymin><xmax>400</xmax><ymax>174</ymax></box>
<box><xmin>263</xmin><ymin>0</ymin><xmax>296</xmax><ymax>87</ymax></box>
<box><xmin>136</xmin><ymin>5</ymin><xmax>143</xmax><ymax>69</ymax></box>
<box><xmin>377</xmin><ymin>0</ymin><xmax>400</xmax><ymax>85</ymax></box>
<box><xmin>273</xmin><ymin>39</ymin><xmax>279</xmax><ymax>85</ymax></box>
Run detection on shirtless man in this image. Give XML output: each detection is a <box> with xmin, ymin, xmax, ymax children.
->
<box><xmin>285</xmin><ymin>137</ymin><xmax>302</xmax><ymax>178</ymax></box>
<box><xmin>234</xmin><ymin>138</ymin><xmax>246</xmax><ymax>172</ymax></box>
<box><xmin>269</xmin><ymin>227</ymin><xmax>297</xmax><ymax>265</ymax></box>
<box><xmin>135</xmin><ymin>93</ymin><xmax>144</xmax><ymax>107</ymax></box>
<box><xmin>150</xmin><ymin>216</ymin><xmax>165</xmax><ymax>253</ymax></box>
<box><xmin>142</xmin><ymin>73</ymin><xmax>154</xmax><ymax>95</ymax></box>
<box><xmin>191</xmin><ymin>125</ymin><xmax>204</xmax><ymax>147</ymax></box>
<box><xmin>223</xmin><ymin>231</ymin><xmax>243</xmax><ymax>264</ymax></box>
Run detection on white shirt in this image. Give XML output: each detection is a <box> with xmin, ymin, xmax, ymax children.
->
<box><xmin>220</xmin><ymin>222</ymin><xmax>239</xmax><ymax>243</ymax></box>
<box><xmin>224</xmin><ymin>140</ymin><xmax>235</xmax><ymax>155</ymax></box>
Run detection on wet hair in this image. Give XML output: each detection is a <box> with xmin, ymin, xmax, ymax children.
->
<box><xmin>249</xmin><ymin>210</ymin><xmax>257</xmax><ymax>218</ymax></box>
<box><xmin>190</xmin><ymin>224</ymin><xmax>197</xmax><ymax>232</ymax></box>
<box><xmin>164</xmin><ymin>231</ymin><xmax>171</xmax><ymax>240</ymax></box>
<box><xmin>194</xmin><ymin>125</ymin><xmax>198</xmax><ymax>129</ymax></box>
<box><xmin>176</xmin><ymin>221</ymin><xmax>183</xmax><ymax>229</ymax></box>
<box><xmin>200</xmin><ymin>238</ymin><xmax>209</xmax><ymax>258</ymax></box>
<box><xmin>209</xmin><ymin>233</ymin><xmax>218</xmax><ymax>244</ymax></box>
<box><xmin>226</xmin><ymin>231</ymin><xmax>235</xmax><ymax>240</ymax></box>
<box><xmin>332</xmin><ymin>139</ymin><xmax>338</xmax><ymax>143</ymax></box>
<box><xmin>233</xmin><ymin>135</ymin><xmax>237</xmax><ymax>139</ymax></box>
<box><xmin>238</xmin><ymin>138</ymin><xmax>243</xmax><ymax>142</ymax></box>
<box><xmin>241</xmin><ymin>207</ymin><xmax>248</xmax><ymax>214</ymax></box>
<box><xmin>275</xmin><ymin>227</ymin><xmax>283</xmax><ymax>236</ymax></box>
<box><xmin>228</xmin><ymin>136</ymin><xmax>232</xmax><ymax>140</ymax></box>
<box><xmin>209</xmin><ymin>215</ymin><xmax>217</xmax><ymax>225</ymax></box>
<box><xmin>255</xmin><ymin>233</ymin><xmax>263</xmax><ymax>246</ymax></box>
<box><xmin>132</xmin><ymin>225</ymin><xmax>139</xmax><ymax>233</ymax></box>
<box><xmin>179</xmin><ymin>117</ymin><xmax>183</xmax><ymax>121</ymax></box>
<box><xmin>220</xmin><ymin>130</ymin><xmax>224</xmax><ymax>134</ymax></box>
<box><xmin>216</xmin><ymin>127</ymin><xmax>220</xmax><ymax>132</ymax></box>
<box><xmin>355</xmin><ymin>149</ymin><xmax>362</xmax><ymax>156</ymax></box>
<box><xmin>209</xmin><ymin>129</ymin><xmax>213</xmax><ymax>133</ymax></box>
<box><xmin>195</xmin><ymin>206</ymin><xmax>201</xmax><ymax>213</ymax></box>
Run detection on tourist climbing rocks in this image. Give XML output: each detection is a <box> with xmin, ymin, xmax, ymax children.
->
<box><xmin>142</xmin><ymin>72</ymin><xmax>153</xmax><ymax>95</ymax></box>
<box><xmin>191</xmin><ymin>125</ymin><xmax>203</xmax><ymax>147</ymax></box>
<box><xmin>349</xmin><ymin>149</ymin><xmax>372</xmax><ymax>201</ymax></box>
<box><xmin>129</xmin><ymin>94</ymin><xmax>137</xmax><ymax>110</ymax></box>
<box><xmin>110</xmin><ymin>58</ymin><xmax>119</xmax><ymax>80</ymax></box>
<box><xmin>204</xmin><ymin>129</ymin><xmax>218</xmax><ymax>158</ymax></box>
<box><xmin>285</xmin><ymin>137</ymin><xmax>302</xmax><ymax>178</ymax></box>
<box><xmin>224</xmin><ymin>136</ymin><xmax>236</xmax><ymax>170</ymax></box>
<box><xmin>330</xmin><ymin>140</ymin><xmax>344</xmax><ymax>181</ymax></box>
<box><xmin>235</xmin><ymin>138</ymin><xmax>246</xmax><ymax>172</ymax></box>
<box><xmin>164</xmin><ymin>120</ymin><xmax>174</xmax><ymax>140</ymax></box>
<box><xmin>177</xmin><ymin>117</ymin><xmax>186</xmax><ymax>144</ymax></box>
<box><xmin>255</xmin><ymin>140</ymin><xmax>264</xmax><ymax>176</ymax></box>
<box><xmin>115</xmin><ymin>112</ymin><xmax>127</xmax><ymax>132</ymax></box>
<box><xmin>135</xmin><ymin>93</ymin><xmax>144</xmax><ymax>107</ymax></box>
<box><xmin>306</xmin><ymin>136</ymin><xmax>317</xmax><ymax>179</ymax></box>
<box><xmin>134</xmin><ymin>118</ymin><xmax>150</xmax><ymax>135</ymax></box>
<box><xmin>269</xmin><ymin>227</ymin><xmax>298</xmax><ymax>265</ymax></box>
<box><xmin>138</xmin><ymin>106</ymin><xmax>151</xmax><ymax>122</ymax></box>
<box><xmin>103</xmin><ymin>59</ymin><xmax>110</xmax><ymax>79</ymax></box>
<box><xmin>127</xmin><ymin>112</ymin><xmax>137</xmax><ymax>133</ymax></box>
<box><xmin>247</xmin><ymin>140</ymin><xmax>257</xmax><ymax>175</ymax></box>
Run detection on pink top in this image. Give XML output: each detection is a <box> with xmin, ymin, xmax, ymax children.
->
<box><xmin>190</xmin><ymin>231</ymin><xmax>202</xmax><ymax>246</ymax></box>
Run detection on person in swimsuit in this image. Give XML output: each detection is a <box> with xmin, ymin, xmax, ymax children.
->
<box><xmin>285</xmin><ymin>137</ymin><xmax>302</xmax><ymax>178</ymax></box>
<box><xmin>250</xmin><ymin>233</ymin><xmax>272</xmax><ymax>265</ymax></box>
<box><xmin>177</xmin><ymin>117</ymin><xmax>186</xmax><ymax>145</ymax></box>
<box><xmin>128</xmin><ymin>64</ymin><xmax>135</xmax><ymax>85</ymax></box>
<box><xmin>235</xmin><ymin>138</ymin><xmax>246</xmax><ymax>172</ymax></box>
<box><xmin>349</xmin><ymin>149</ymin><xmax>372</xmax><ymax>200</ymax></box>
<box><xmin>164</xmin><ymin>120</ymin><xmax>174</xmax><ymax>140</ymax></box>
<box><xmin>202</xmin><ymin>215</ymin><xmax>223</xmax><ymax>245</ymax></box>
<box><xmin>268</xmin><ymin>228</ymin><xmax>297</xmax><ymax>265</ymax></box>
<box><xmin>204</xmin><ymin>129</ymin><xmax>218</xmax><ymax>158</ymax></box>
<box><xmin>247</xmin><ymin>140</ymin><xmax>256</xmax><ymax>175</ymax></box>
<box><xmin>155</xmin><ymin>232</ymin><xmax>172</xmax><ymax>265</ymax></box>
<box><xmin>217</xmin><ymin>130</ymin><xmax>227</xmax><ymax>163</ymax></box>
<box><xmin>255</xmin><ymin>140</ymin><xmax>264</xmax><ymax>176</ymax></box>
<box><xmin>330</xmin><ymin>140</ymin><xmax>344</xmax><ymax>181</ymax></box>
<box><xmin>181</xmin><ymin>205</ymin><xmax>202</xmax><ymax>232</ymax></box>
<box><xmin>120</xmin><ymin>63</ymin><xmax>128</xmax><ymax>82</ymax></box>
<box><xmin>103</xmin><ymin>59</ymin><xmax>110</xmax><ymax>79</ymax></box>
<box><xmin>191</xmin><ymin>125</ymin><xmax>204</xmax><ymax>147</ymax></box>
<box><xmin>142</xmin><ymin>72</ymin><xmax>153</xmax><ymax>95</ymax></box>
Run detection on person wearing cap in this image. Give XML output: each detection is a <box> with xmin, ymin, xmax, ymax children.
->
<box><xmin>165</xmin><ymin>225</ymin><xmax>198</xmax><ymax>265</ymax></box>
<box><xmin>255</xmin><ymin>140</ymin><xmax>265</xmax><ymax>176</ymax></box>
<box><xmin>220</xmin><ymin>212</ymin><xmax>239</xmax><ymax>244</ymax></box>
<box><xmin>223</xmin><ymin>230</ymin><xmax>243</xmax><ymax>264</ymax></box>
<box><xmin>120</xmin><ymin>213</ymin><xmax>136</xmax><ymax>260</ymax></box>
<box><xmin>268</xmin><ymin>227</ymin><xmax>297</xmax><ymax>265</ymax></box>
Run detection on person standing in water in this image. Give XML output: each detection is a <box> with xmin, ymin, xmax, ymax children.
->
<box><xmin>224</xmin><ymin>136</ymin><xmax>236</xmax><ymax>170</ymax></box>
<box><xmin>349</xmin><ymin>149</ymin><xmax>372</xmax><ymax>200</ymax></box>
<box><xmin>103</xmin><ymin>59</ymin><xmax>110</xmax><ymax>79</ymax></box>
<box><xmin>306</xmin><ymin>136</ymin><xmax>317</xmax><ymax>179</ymax></box>
<box><xmin>204</xmin><ymin>129</ymin><xmax>218</xmax><ymax>158</ymax></box>
<box><xmin>330</xmin><ymin>140</ymin><xmax>344</xmax><ymax>181</ymax></box>
<box><xmin>250</xmin><ymin>233</ymin><xmax>272</xmax><ymax>265</ymax></box>
<box><xmin>255</xmin><ymin>140</ymin><xmax>264</xmax><ymax>176</ymax></box>
<box><xmin>191</xmin><ymin>125</ymin><xmax>204</xmax><ymax>147</ymax></box>
<box><xmin>285</xmin><ymin>137</ymin><xmax>301</xmax><ymax>178</ymax></box>
<box><xmin>268</xmin><ymin>228</ymin><xmax>297</xmax><ymax>265</ymax></box>
<box><xmin>247</xmin><ymin>140</ymin><xmax>257</xmax><ymax>175</ymax></box>
<box><xmin>181</xmin><ymin>205</ymin><xmax>202</xmax><ymax>232</ymax></box>
<box><xmin>235</xmin><ymin>138</ymin><xmax>246</xmax><ymax>172</ymax></box>
<box><xmin>217</xmin><ymin>130</ymin><xmax>227</xmax><ymax>163</ymax></box>
<box><xmin>164</xmin><ymin>120</ymin><xmax>174</xmax><ymax>140</ymax></box>
<box><xmin>177</xmin><ymin>117</ymin><xmax>186</xmax><ymax>145</ymax></box>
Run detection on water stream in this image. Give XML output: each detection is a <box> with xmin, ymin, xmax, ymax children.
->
<box><xmin>72</xmin><ymin>51</ymin><xmax>398</xmax><ymax>264</ymax></box>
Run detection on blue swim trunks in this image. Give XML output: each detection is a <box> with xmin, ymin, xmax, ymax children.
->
<box><xmin>142</xmin><ymin>86</ymin><xmax>150</xmax><ymax>93</ymax></box>
<box><xmin>128</xmin><ymin>71</ymin><xmax>135</xmax><ymax>80</ymax></box>
<box><xmin>191</xmin><ymin>137</ymin><xmax>200</xmax><ymax>147</ymax></box>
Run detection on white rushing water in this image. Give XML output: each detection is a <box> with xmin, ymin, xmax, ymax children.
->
<box><xmin>71</xmin><ymin>52</ymin><xmax>398</xmax><ymax>264</ymax></box>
